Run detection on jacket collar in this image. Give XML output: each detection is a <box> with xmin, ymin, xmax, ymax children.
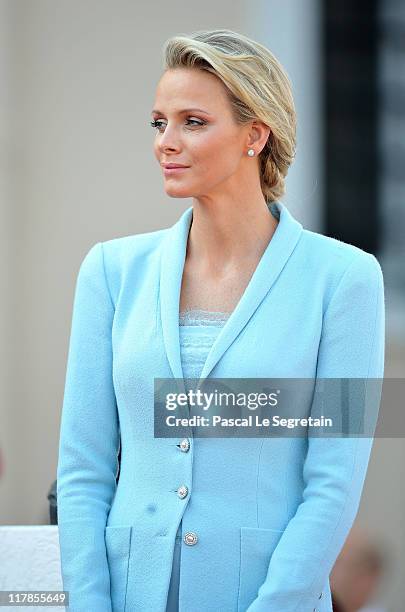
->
<box><xmin>159</xmin><ymin>201</ymin><xmax>303</xmax><ymax>383</ymax></box>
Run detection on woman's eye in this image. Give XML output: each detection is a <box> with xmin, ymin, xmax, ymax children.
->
<box><xmin>150</xmin><ymin>118</ymin><xmax>205</xmax><ymax>131</ymax></box>
<box><xmin>150</xmin><ymin>120</ymin><xmax>165</xmax><ymax>130</ymax></box>
<box><xmin>187</xmin><ymin>119</ymin><xmax>204</xmax><ymax>126</ymax></box>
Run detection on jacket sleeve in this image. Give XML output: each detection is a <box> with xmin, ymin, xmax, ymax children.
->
<box><xmin>246</xmin><ymin>251</ymin><xmax>385</xmax><ymax>612</ymax></box>
<box><xmin>56</xmin><ymin>242</ymin><xmax>119</xmax><ymax>612</ymax></box>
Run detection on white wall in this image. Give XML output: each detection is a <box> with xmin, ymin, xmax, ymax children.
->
<box><xmin>0</xmin><ymin>0</ymin><xmax>18</xmax><ymax>521</ymax></box>
<box><xmin>250</xmin><ymin>0</ymin><xmax>324</xmax><ymax>231</ymax></box>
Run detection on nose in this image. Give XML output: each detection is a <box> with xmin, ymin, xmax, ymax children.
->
<box><xmin>158</xmin><ymin>125</ymin><xmax>182</xmax><ymax>154</ymax></box>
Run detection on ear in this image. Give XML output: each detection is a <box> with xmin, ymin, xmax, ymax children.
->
<box><xmin>247</xmin><ymin>121</ymin><xmax>272</xmax><ymax>155</ymax></box>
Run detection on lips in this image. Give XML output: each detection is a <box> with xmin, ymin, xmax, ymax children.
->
<box><xmin>162</xmin><ymin>163</ymin><xmax>190</xmax><ymax>169</ymax></box>
<box><xmin>162</xmin><ymin>164</ymin><xmax>190</xmax><ymax>176</ymax></box>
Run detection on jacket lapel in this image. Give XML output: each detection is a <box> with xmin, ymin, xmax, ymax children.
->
<box><xmin>159</xmin><ymin>205</ymin><xmax>193</xmax><ymax>382</ymax></box>
<box><xmin>159</xmin><ymin>201</ymin><xmax>303</xmax><ymax>383</ymax></box>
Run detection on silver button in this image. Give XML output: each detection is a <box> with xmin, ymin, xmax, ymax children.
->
<box><xmin>177</xmin><ymin>485</ymin><xmax>189</xmax><ymax>499</ymax></box>
<box><xmin>179</xmin><ymin>438</ymin><xmax>190</xmax><ymax>452</ymax></box>
<box><xmin>183</xmin><ymin>531</ymin><xmax>198</xmax><ymax>545</ymax></box>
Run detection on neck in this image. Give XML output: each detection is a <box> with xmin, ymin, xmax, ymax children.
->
<box><xmin>186</xmin><ymin>196</ymin><xmax>279</xmax><ymax>274</ymax></box>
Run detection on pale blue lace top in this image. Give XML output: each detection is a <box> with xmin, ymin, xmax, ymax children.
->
<box><xmin>179</xmin><ymin>308</ymin><xmax>230</xmax><ymax>380</ymax></box>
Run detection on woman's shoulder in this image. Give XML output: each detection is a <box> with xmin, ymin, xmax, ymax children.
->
<box><xmin>74</xmin><ymin>227</ymin><xmax>169</xmax><ymax>302</ymax></box>
<box><xmin>82</xmin><ymin>226</ymin><xmax>169</xmax><ymax>272</ymax></box>
<box><xmin>295</xmin><ymin>227</ymin><xmax>384</xmax><ymax>310</ymax></box>
<box><xmin>101</xmin><ymin>226</ymin><xmax>169</xmax><ymax>258</ymax></box>
<box><xmin>299</xmin><ymin>226</ymin><xmax>383</xmax><ymax>279</ymax></box>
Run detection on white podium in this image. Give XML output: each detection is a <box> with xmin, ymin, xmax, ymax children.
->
<box><xmin>0</xmin><ymin>526</ymin><xmax>66</xmax><ymax>611</ymax></box>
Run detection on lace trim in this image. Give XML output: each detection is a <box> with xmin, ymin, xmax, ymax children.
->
<box><xmin>179</xmin><ymin>308</ymin><xmax>231</xmax><ymax>326</ymax></box>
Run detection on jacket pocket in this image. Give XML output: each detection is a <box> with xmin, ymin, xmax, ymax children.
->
<box><xmin>237</xmin><ymin>526</ymin><xmax>284</xmax><ymax>612</ymax></box>
<box><xmin>105</xmin><ymin>525</ymin><xmax>132</xmax><ymax>612</ymax></box>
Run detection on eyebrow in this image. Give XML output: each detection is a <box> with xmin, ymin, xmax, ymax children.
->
<box><xmin>151</xmin><ymin>107</ymin><xmax>212</xmax><ymax>116</ymax></box>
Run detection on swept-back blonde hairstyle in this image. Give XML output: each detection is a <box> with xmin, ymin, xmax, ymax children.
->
<box><xmin>162</xmin><ymin>28</ymin><xmax>297</xmax><ymax>203</ymax></box>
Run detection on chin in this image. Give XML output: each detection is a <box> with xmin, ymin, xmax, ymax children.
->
<box><xmin>164</xmin><ymin>186</ymin><xmax>193</xmax><ymax>198</ymax></box>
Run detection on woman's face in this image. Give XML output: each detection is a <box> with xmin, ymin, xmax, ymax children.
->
<box><xmin>152</xmin><ymin>67</ymin><xmax>254</xmax><ymax>200</ymax></box>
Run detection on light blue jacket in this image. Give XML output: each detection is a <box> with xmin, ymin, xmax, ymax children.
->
<box><xmin>56</xmin><ymin>201</ymin><xmax>385</xmax><ymax>612</ymax></box>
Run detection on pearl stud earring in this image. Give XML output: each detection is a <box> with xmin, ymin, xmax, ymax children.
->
<box><xmin>247</xmin><ymin>149</ymin><xmax>255</xmax><ymax>157</ymax></box>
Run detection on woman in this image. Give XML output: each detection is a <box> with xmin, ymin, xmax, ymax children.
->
<box><xmin>56</xmin><ymin>29</ymin><xmax>385</xmax><ymax>612</ymax></box>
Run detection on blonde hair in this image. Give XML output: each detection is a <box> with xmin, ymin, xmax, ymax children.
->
<box><xmin>162</xmin><ymin>29</ymin><xmax>297</xmax><ymax>203</ymax></box>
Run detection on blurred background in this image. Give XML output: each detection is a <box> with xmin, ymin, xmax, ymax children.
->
<box><xmin>0</xmin><ymin>0</ymin><xmax>403</xmax><ymax>610</ymax></box>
